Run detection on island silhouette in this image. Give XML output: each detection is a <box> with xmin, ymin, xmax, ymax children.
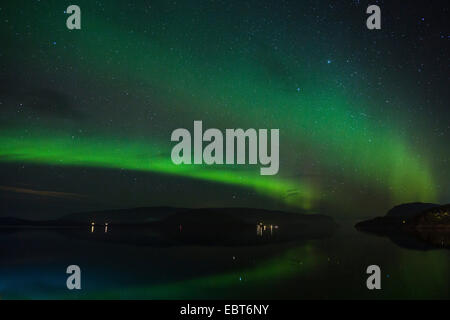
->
<box><xmin>355</xmin><ymin>202</ymin><xmax>450</xmax><ymax>250</ymax></box>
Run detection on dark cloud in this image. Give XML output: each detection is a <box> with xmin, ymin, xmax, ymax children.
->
<box><xmin>0</xmin><ymin>76</ymin><xmax>83</xmax><ymax>119</ymax></box>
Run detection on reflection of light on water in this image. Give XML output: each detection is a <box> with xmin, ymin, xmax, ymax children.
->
<box><xmin>257</xmin><ymin>224</ymin><xmax>262</xmax><ymax>236</ymax></box>
<box><xmin>256</xmin><ymin>222</ymin><xmax>278</xmax><ymax>237</ymax></box>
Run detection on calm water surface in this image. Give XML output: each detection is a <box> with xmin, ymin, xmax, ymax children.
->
<box><xmin>0</xmin><ymin>221</ymin><xmax>448</xmax><ymax>299</ymax></box>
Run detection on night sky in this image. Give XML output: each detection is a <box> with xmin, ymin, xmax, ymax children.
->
<box><xmin>0</xmin><ymin>0</ymin><xmax>449</xmax><ymax>219</ymax></box>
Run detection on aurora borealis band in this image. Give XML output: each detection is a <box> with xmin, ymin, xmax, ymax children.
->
<box><xmin>0</xmin><ymin>0</ymin><xmax>449</xmax><ymax>218</ymax></box>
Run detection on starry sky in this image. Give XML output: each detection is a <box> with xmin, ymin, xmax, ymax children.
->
<box><xmin>0</xmin><ymin>0</ymin><xmax>449</xmax><ymax>219</ymax></box>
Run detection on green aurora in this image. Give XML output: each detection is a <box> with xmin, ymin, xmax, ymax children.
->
<box><xmin>0</xmin><ymin>0</ymin><xmax>447</xmax><ymax>215</ymax></box>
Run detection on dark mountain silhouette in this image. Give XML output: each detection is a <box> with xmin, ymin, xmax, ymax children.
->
<box><xmin>0</xmin><ymin>217</ymin><xmax>29</xmax><ymax>225</ymax></box>
<box><xmin>355</xmin><ymin>203</ymin><xmax>449</xmax><ymax>250</ymax></box>
<box><xmin>0</xmin><ymin>216</ymin><xmax>83</xmax><ymax>227</ymax></box>
<box><xmin>0</xmin><ymin>207</ymin><xmax>337</xmax><ymax>246</ymax></box>
<box><xmin>1</xmin><ymin>206</ymin><xmax>333</xmax><ymax>227</ymax></box>
<box><xmin>385</xmin><ymin>202</ymin><xmax>439</xmax><ymax>218</ymax></box>
<box><xmin>60</xmin><ymin>206</ymin><xmax>183</xmax><ymax>224</ymax></box>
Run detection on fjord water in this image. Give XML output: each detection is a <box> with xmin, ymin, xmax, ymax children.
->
<box><xmin>0</xmin><ymin>222</ymin><xmax>448</xmax><ymax>299</ymax></box>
